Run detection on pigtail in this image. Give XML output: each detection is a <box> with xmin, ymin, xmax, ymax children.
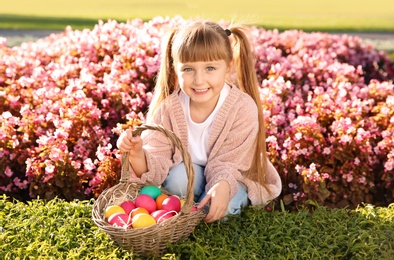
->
<box><xmin>229</xmin><ymin>25</ymin><xmax>272</xmax><ymax>196</ymax></box>
<box><xmin>147</xmin><ymin>29</ymin><xmax>178</xmax><ymax>121</ymax></box>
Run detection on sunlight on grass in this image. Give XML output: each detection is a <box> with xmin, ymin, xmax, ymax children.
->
<box><xmin>1</xmin><ymin>196</ymin><xmax>393</xmax><ymax>259</ymax></box>
<box><xmin>1</xmin><ymin>0</ymin><xmax>394</xmax><ymax>30</ymax></box>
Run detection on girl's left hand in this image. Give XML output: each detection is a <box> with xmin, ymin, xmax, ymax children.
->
<box><xmin>198</xmin><ymin>180</ymin><xmax>231</xmax><ymax>223</ymax></box>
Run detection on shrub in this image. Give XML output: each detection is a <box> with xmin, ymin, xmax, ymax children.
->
<box><xmin>0</xmin><ymin>16</ymin><xmax>393</xmax><ymax>208</ymax></box>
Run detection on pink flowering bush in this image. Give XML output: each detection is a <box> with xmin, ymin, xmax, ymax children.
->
<box><xmin>254</xmin><ymin>28</ymin><xmax>394</xmax><ymax>208</ymax></box>
<box><xmin>0</xmin><ymin>18</ymin><xmax>163</xmax><ymax>200</ymax></box>
<box><xmin>1</xmin><ymin>17</ymin><xmax>393</xmax><ymax>208</ymax></box>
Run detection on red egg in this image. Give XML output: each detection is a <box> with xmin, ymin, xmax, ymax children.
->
<box><xmin>108</xmin><ymin>213</ymin><xmax>132</xmax><ymax>228</ymax></box>
<box><xmin>151</xmin><ymin>209</ymin><xmax>176</xmax><ymax>223</ymax></box>
<box><xmin>134</xmin><ymin>194</ymin><xmax>157</xmax><ymax>213</ymax></box>
<box><xmin>120</xmin><ymin>200</ymin><xmax>136</xmax><ymax>215</ymax></box>
<box><xmin>161</xmin><ymin>196</ymin><xmax>181</xmax><ymax>213</ymax></box>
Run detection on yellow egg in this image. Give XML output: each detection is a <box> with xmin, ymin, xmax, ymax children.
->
<box><xmin>180</xmin><ymin>199</ymin><xmax>186</xmax><ymax>207</ymax></box>
<box><xmin>132</xmin><ymin>213</ymin><xmax>156</xmax><ymax>228</ymax></box>
<box><xmin>104</xmin><ymin>205</ymin><xmax>126</xmax><ymax>219</ymax></box>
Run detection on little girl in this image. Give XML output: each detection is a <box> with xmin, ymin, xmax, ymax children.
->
<box><xmin>117</xmin><ymin>19</ymin><xmax>282</xmax><ymax>222</ymax></box>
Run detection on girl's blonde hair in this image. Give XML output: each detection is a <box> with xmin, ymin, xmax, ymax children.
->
<box><xmin>148</xmin><ymin>20</ymin><xmax>270</xmax><ymax>194</ymax></box>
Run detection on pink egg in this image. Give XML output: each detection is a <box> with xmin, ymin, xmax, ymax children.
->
<box><xmin>120</xmin><ymin>200</ymin><xmax>136</xmax><ymax>215</ymax></box>
<box><xmin>151</xmin><ymin>209</ymin><xmax>176</xmax><ymax>223</ymax></box>
<box><xmin>134</xmin><ymin>194</ymin><xmax>157</xmax><ymax>213</ymax></box>
<box><xmin>108</xmin><ymin>213</ymin><xmax>132</xmax><ymax>228</ymax></box>
<box><xmin>161</xmin><ymin>196</ymin><xmax>181</xmax><ymax>213</ymax></box>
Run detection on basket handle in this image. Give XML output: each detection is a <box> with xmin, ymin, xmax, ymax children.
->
<box><xmin>120</xmin><ymin>124</ymin><xmax>195</xmax><ymax>214</ymax></box>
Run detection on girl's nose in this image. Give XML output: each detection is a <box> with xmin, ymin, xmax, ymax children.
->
<box><xmin>193</xmin><ymin>71</ymin><xmax>204</xmax><ymax>85</ymax></box>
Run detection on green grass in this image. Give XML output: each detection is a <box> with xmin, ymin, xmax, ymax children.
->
<box><xmin>1</xmin><ymin>0</ymin><xmax>394</xmax><ymax>31</ymax></box>
<box><xmin>1</xmin><ymin>195</ymin><xmax>393</xmax><ymax>259</ymax></box>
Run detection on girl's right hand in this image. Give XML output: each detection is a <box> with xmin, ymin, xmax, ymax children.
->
<box><xmin>117</xmin><ymin>129</ymin><xmax>148</xmax><ymax>176</ymax></box>
<box><xmin>116</xmin><ymin>129</ymin><xmax>143</xmax><ymax>155</ymax></box>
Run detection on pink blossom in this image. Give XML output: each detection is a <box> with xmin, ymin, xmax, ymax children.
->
<box><xmin>71</xmin><ymin>160</ymin><xmax>82</xmax><ymax>169</ymax></box>
<box><xmin>340</xmin><ymin>134</ymin><xmax>353</xmax><ymax>145</ymax></box>
<box><xmin>0</xmin><ymin>183</ymin><xmax>13</xmax><ymax>192</ymax></box>
<box><xmin>50</xmin><ymin>147</ymin><xmax>64</xmax><ymax>161</ymax></box>
<box><xmin>4</xmin><ymin>166</ymin><xmax>13</xmax><ymax>177</ymax></box>
<box><xmin>294</xmin><ymin>132</ymin><xmax>302</xmax><ymax>141</ymax></box>
<box><xmin>13</xmin><ymin>177</ymin><xmax>29</xmax><ymax>189</ymax></box>
<box><xmin>354</xmin><ymin>157</ymin><xmax>361</xmax><ymax>166</ymax></box>
<box><xmin>45</xmin><ymin>162</ymin><xmax>55</xmax><ymax>174</ymax></box>
<box><xmin>83</xmin><ymin>158</ymin><xmax>96</xmax><ymax>171</ymax></box>
<box><xmin>343</xmin><ymin>173</ymin><xmax>354</xmax><ymax>182</ymax></box>
<box><xmin>2</xmin><ymin>111</ymin><xmax>13</xmax><ymax>119</ymax></box>
<box><xmin>288</xmin><ymin>183</ymin><xmax>297</xmax><ymax>189</ymax></box>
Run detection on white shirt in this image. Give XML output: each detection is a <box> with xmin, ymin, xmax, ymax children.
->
<box><xmin>180</xmin><ymin>83</ymin><xmax>231</xmax><ymax>166</ymax></box>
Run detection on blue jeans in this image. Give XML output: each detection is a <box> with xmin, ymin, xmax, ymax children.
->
<box><xmin>162</xmin><ymin>163</ymin><xmax>250</xmax><ymax>216</ymax></box>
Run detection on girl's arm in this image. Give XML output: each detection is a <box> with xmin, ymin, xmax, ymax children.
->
<box><xmin>117</xmin><ymin>129</ymin><xmax>147</xmax><ymax>176</ymax></box>
<box><xmin>117</xmin><ymin>126</ymin><xmax>176</xmax><ymax>184</ymax></box>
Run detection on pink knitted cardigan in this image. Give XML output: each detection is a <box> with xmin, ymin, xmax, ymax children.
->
<box><xmin>129</xmin><ymin>86</ymin><xmax>282</xmax><ymax>206</ymax></box>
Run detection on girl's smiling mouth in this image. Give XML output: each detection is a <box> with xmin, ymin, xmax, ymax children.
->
<box><xmin>193</xmin><ymin>88</ymin><xmax>209</xmax><ymax>93</ymax></box>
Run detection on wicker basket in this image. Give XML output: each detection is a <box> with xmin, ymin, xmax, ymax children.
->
<box><xmin>92</xmin><ymin>124</ymin><xmax>206</xmax><ymax>257</ymax></box>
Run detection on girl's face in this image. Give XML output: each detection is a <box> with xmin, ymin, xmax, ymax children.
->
<box><xmin>175</xmin><ymin>59</ymin><xmax>230</xmax><ymax>109</ymax></box>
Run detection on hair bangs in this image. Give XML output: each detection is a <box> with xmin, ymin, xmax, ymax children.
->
<box><xmin>173</xmin><ymin>27</ymin><xmax>230</xmax><ymax>63</ymax></box>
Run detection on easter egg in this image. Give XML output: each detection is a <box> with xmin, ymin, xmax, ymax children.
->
<box><xmin>132</xmin><ymin>213</ymin><xmax>156</xmax><ymax>228</ymax></box>
<box><xmin>104</xmin><ymin>205</ymin><xmax>126</xmax><ymax>219</ymax></box>
<box><xmin>155</xmin><ymin>194</ymin><xmax>169</xmax><ymax>210</ymax></box>
<box><xmin>134</xmin><ymin>194</ymin><xmax>157</xmax><ymax>213</ymax></box>
<box><xmin>108</xmin><ymin>213</ymin><xmax>132</xmax><ymax>228</ymax></box>
<box><xmin>130</xmin><ymin>207</ymin><xmax>149</xmax><ymax>218</ymax></box>
<box><xmin>139</xmin><ymin>185</ymin><xmax>162</xmax><ymax>200</ymax></box>
<box><xmin>120</xmin><ymin>200</ymin><xmax>136</xmax><ymax>215</ymax></box>
<box><xmin>161</xmin><ymin>196</ymin><xmax>181</xmax><ymax>213</ymax></box>
<box><xmin>151</xmin><ymin>209</ymin><xmax>176</xmax><ymax>223</ymax></box>
<box><xmin>192</xmin><ymin>206</ymin><xmax>198</xmax><ymax>212</ymax></box>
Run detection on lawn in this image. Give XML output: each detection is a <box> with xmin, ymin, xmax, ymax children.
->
<box><xmin>1</xmin><ymin>196</ymin><xmax>393</xmax><ymax>259</ymax></box>
<box><xmin>1</xmin><ymin>0</ymin><xmax>394</xmax><ymax>31</ymax></box>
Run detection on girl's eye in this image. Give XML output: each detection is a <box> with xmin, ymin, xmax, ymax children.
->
<box><xmin>206</xmin><ymin>67</ymin><xmax>215</xmax><ymax>71</ymax></box>
<box><xmin>183</xmin><ymin>68</ymin><xmax>193</xmax><ymax>72</ymax></box>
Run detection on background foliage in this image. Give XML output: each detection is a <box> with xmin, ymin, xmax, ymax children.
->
<box><xmin>1</xmin><ymin>17</ymin><xmax>394</xmax><ymax>210</ymax></box>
